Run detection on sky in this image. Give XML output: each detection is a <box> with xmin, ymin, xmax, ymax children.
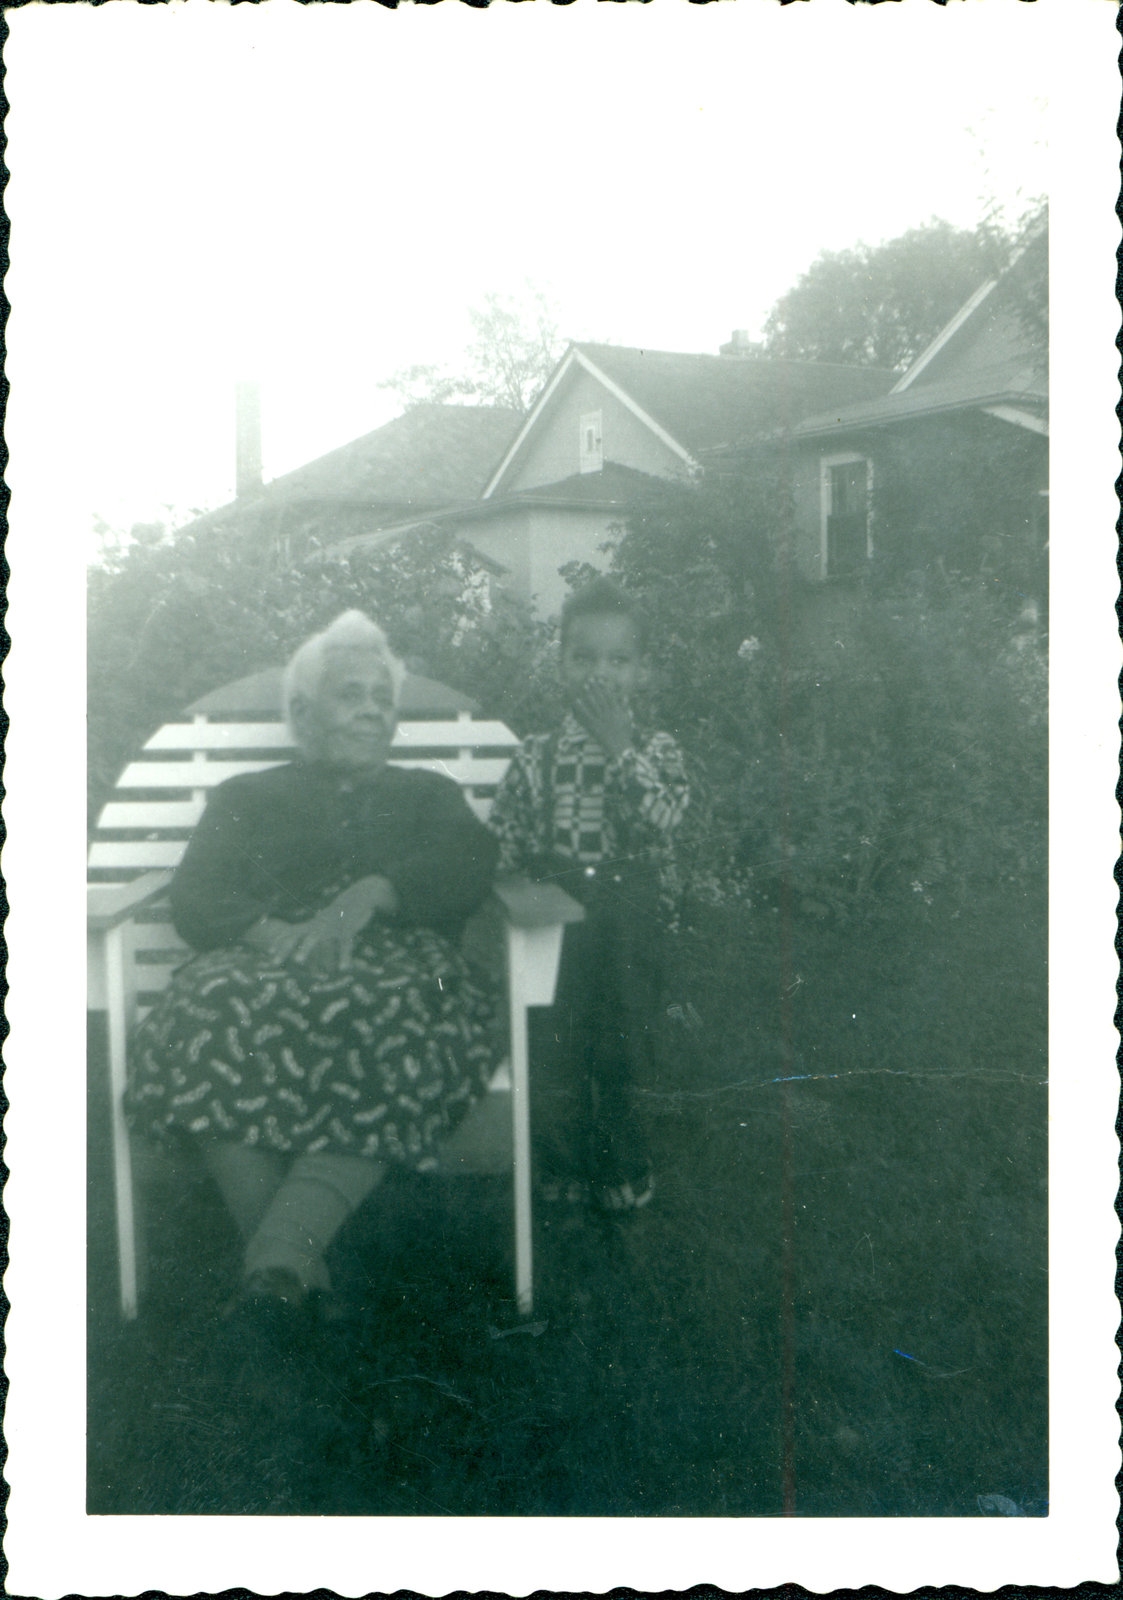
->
<box><xmin>6</xmin><ymin>1</ymin><xmax>1050</xmax><ymax>546</ymax></box>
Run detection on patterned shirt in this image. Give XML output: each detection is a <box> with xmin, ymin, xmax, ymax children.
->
<box><xmin>488</xmin><ymin>713</ymin><xmax>689</xmax><ymax>909</ymax></box>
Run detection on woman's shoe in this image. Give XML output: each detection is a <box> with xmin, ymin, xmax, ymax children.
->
<box><xmin>243</xmin><ymin>1266</ymin><xmax>307</xmax><ymax>1305</ymax></box>
<box><xmin>211</xmin><ymin>1267</ymin><xmax>315</xmax><ymax>1403</ymax></box>
<box><xmin>222</xmin><ymin>1265</ymin><xmax>307</xmax><ymax>1318</ymax></box>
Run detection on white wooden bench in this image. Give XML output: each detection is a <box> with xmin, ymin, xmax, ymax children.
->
<box><xmin>87</xmin><ymin>667</ymin><xmax>581</xmax><ymax>1320</ymax></box>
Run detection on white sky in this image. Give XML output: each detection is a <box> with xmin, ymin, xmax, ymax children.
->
<box><xmin>5</xmin><ymin>1</ymin><xmax>1050</xmax><ymax>540</ymax></box>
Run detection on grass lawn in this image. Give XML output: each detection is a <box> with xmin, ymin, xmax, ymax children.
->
<box><xmin>87</xmin><ymin>884</ymin><xmax>1047</xmax><ymax>1517</ymax></box>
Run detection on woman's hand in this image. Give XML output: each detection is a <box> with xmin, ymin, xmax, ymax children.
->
<box><xmin>244</xmin><ymin>916</ymin><xmax>309</xmax><ymax>964</ymax></box>
<box><xmin>295</xmin><ymin>876</ymin><xmax>401</xmax><ymax>973</ymax></box>
<box><xmin>572</xmin><ymin>681</ymin><xmax>634</xmax><ymax>760</ymax></box>
<box><xmin>244</xmin><ymin>877</ymin><xmax>400</xmax><ymax>973</ymax></box>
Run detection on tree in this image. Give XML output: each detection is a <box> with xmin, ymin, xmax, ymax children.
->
<box><xmin>760</xmin><ymin>217</ymin><xmax>1017</xmax><ymax>373</ymax></box>
<box><xmin>380</xmin><ymin>285</ymin><xmax>564</xmax><ymax>414</ymax></box>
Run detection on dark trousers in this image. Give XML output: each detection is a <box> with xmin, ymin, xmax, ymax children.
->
<box><xmin>529</xmin><ymin>868</ymin><xmax>662</xmax><ymax>1188</ymax></box>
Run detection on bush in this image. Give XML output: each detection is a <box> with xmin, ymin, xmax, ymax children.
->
<box><xmin>591</xmin><ymin>469</ymin><xmax>1046</xmax><ymax>928</ymax></box>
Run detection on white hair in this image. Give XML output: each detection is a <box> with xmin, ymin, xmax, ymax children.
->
<box><xmin>282</xmin><ymin>610</ymin><xmax>406</xmax><ymax>730</ymax></box>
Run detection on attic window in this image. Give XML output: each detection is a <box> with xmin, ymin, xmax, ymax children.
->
<box><xmin>579</xmin><ymin>410</ymin><xmax>603</xmax><ymax>474</ymax></box>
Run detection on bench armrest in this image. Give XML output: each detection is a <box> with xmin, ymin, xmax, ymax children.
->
<box><xmin>87</xmin><ymin>870</ymin><xmax>174</xmax><ymax>932</ymax></box>
<box><xmin>493</xmin><ymin>877</ymin><xmax>584</xmax><ymax>930</ymax></box>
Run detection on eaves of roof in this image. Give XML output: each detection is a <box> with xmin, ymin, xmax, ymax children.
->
<box><xmin>326</xmin><ymin>466</ymin><xmax>664</xmax><ymax>560</ymax></box>
<box><xmin>789</xmin><ymin>382</ymin><xmax>1048</xmax><ymax>440</ymax></box>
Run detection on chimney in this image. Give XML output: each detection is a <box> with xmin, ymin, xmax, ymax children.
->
<box><xmin>719</xmin><ymin>329</ymin><xmax>756</xmax><ymax>358</ymax></box>
<box><xmin>235</xmin><ymin>379</ymin><xmax>263</xmax><ymax>497</ymax></box>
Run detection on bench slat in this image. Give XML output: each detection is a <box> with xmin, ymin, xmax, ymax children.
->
<box><xmin>142</xmin><ymin>719</ymin><xmax>517</xmax><ymax>752</ymax></box>
<box><xmin>89</xmin><ymin>841</ymin><xmax>188</xmax><ymax>869</ymax></box>
<box><xmin>143</xmin><ymin>724</ymin><xmax>295</xmax><ymax>751</ymax></box>
<box><xmin>392</xmin><ymin>720</ymin><xmax>517</xmax><ymax>748</ymax></box>
<box><xmin>99</xmin><ymin>800</ymin><xmax>207</xmax><ymax>830</ymax></box>
<box><xmin>116</xmin><ymin>755</ymin><xmax>513</xmax><ymax>792</ymax></box>
<box><xmin>117</xmin><ymin>759</ymin><xmax>285</xmax><ymax>789</ymax></box>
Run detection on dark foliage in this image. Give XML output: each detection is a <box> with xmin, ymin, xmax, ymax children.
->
<box><xmin>586</xmin><ymin>459</ymin><xmax>1046</xmax><ymax>928</ymax></box>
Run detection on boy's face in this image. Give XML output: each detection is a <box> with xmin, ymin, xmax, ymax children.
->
<box><xmin>560</xmin><ymin>613</ymin><xmax>645</xmax><ymax>705</ymax></box>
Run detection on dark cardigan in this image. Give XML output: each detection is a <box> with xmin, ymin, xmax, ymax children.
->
<box><xmin>170</xmin><ymin>761</ymin><xmax>499</xmax><ymax>952</ymax></box>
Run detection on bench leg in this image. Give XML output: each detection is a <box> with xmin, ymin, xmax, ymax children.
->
<box><xmin>508</xmin><ymin>975</ymin><xmax>534</xmax><ymax>1319</ymax></box>
<box><xmin>104</xmin><ymin>924</ymin><xmax>139</xmax><ymax>1319</ymax></box>
<box><xmin>506</xmin><ymin>922</ymin><xmax>567</xmax><ymax>1318</ymax></box>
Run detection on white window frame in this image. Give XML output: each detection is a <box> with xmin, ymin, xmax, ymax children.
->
<box><xmin>819</xmin><ymin>453</ymin><xmax>873</xmax><ymax>580</ymax></box>
<box><xmin>579</xmin><ymin>409</ymin><xmax>603</xmax><ymax>474</ymax></box>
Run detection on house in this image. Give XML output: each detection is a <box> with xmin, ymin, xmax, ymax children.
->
<box><xmin>336</xmin><ymin>343</ymin><xmax>895</xmax><ymax>615</ymax></box>
<box><xmin>720</xmin><ymin>230</ymin><xmax>1049</xmax><ymax>614</ymax></box>
<box><xmin>211</xmin><ymin>252</ymin><xmax>1045</xmax><ymax>632</ymax></box>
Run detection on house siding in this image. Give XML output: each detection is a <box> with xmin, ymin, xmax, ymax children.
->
<box><xmin>785</xmin><ymin>411</ymin><xmax>1047</xmax><ymax>611</ymax></box>
<box><xmin>503</xmin><ymin>369</ymin><xmax>689</xmax><ymax>493</ymax></box>
<box><xmin>526</xmin><ymin>507</ymin><xmax>625</xmax><ymax>615</ymax></box>
<box><xmin>466</xmin><ymin>504</ymin><xmax>624</xmax><ymax>616</ymax></box>
<box><xmin>462</xmin><ymin>508</ymin><xmax>534</xmax><ymax>601</ymax></box>
<box><xmin>789</xmin><ymin>454</ymin><xmax>827</xmax><ymax>582</ymax></box>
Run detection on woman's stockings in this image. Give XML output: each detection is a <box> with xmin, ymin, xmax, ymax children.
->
<box><xmin>242</xmin><ymin>1151</ymin><xmax>384</xmax><ymax>1294</ymax></box>
<box><xmin>199</xmin><ymin>1141</ymin><xmax>287</xmax><ymax>1240</ymax></box>
<box><xmin>200</xmin><ymin>1142</ymin><xmax>385</xmax><ymax>1295</ymax></box>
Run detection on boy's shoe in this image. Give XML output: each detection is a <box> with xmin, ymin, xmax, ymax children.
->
<box><xmin>592</xmin><ymin>1173</ymin><xmax>656</xmax><ymax>1213</ymax></box>
<box><xmin>539</xmin><ymin>1176</ymin><xmax>592</xmax><ymax>1206</ymax></box>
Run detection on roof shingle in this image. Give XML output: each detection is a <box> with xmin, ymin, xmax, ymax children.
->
<box><xmin>574</xmin><ymin>343</ymin><xmax>896</xmax><ymax>454</ymax></box>
<box><xmin>260</xmin><ymin>402</ymin><xmax>522</xmax><ymax>510</ymax></box>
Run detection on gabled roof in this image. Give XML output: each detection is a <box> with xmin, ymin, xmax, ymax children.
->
<box><xmin>184</xmin><ymin>403</ymin><xmax>522</xmax><ymax>542</ymax></box>
<box><xmin>484</xmin><ymin>344</ymin><xmax>895</xmax><ymax>497</ymax></box>
<box><xmin>889</xmin><ymin>280</ymin><xmax>1000</xmax><ymax>394</ymax></box>
<box><xmin>577</xmin><ymin>344</ymin><xmax>896</xmax><ymax>453</ymax></box>
<box><xmin>254</xmin><ymin>402</ymin><xmax>521</xmax><ymax>510</ymax></box>
<box><xmin>893</xmin><ymin>222</ymin><xmax>1047</xmax><ymax>397</ymax></box>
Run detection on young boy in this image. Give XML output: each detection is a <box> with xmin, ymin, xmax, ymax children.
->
<box><xmin>488</xmin><ymin>578</ymin><xmax>689</xmax><ymax>1211</ymax></box>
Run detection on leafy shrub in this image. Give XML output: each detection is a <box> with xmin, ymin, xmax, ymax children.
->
<box><xmin>589</xmin><ymin>467</ymin><xmax>1046</xmax><ymax>928</ymax></box>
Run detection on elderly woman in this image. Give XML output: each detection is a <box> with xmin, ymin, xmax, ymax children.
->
<box><xmin>126</xmin><ymin>611</ymin><xmax>500</xmax><ymax>1316</ymax></box>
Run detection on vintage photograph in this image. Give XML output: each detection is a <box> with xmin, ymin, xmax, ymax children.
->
<box><xmin>3</xmin><ymin>1</ymin><xmax>1118</xmax><ymax>1593</ymax></box>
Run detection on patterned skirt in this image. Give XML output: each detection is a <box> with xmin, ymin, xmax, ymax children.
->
<box><xmin>125</xmin><ymin>924</ymin><xmax>499</xmax><ymax>1167</ymax></box>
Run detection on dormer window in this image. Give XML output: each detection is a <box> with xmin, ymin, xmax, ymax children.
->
<box><xmin>579</xmin><ymin>410</ymin><xmax>603</xmax><ymax>474</ymax></box>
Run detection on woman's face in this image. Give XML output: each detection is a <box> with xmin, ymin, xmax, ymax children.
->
<box><xmin>294</xmin><ymin>647</ymin><xmax>397</xmax><ymax>770</ymax></box>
